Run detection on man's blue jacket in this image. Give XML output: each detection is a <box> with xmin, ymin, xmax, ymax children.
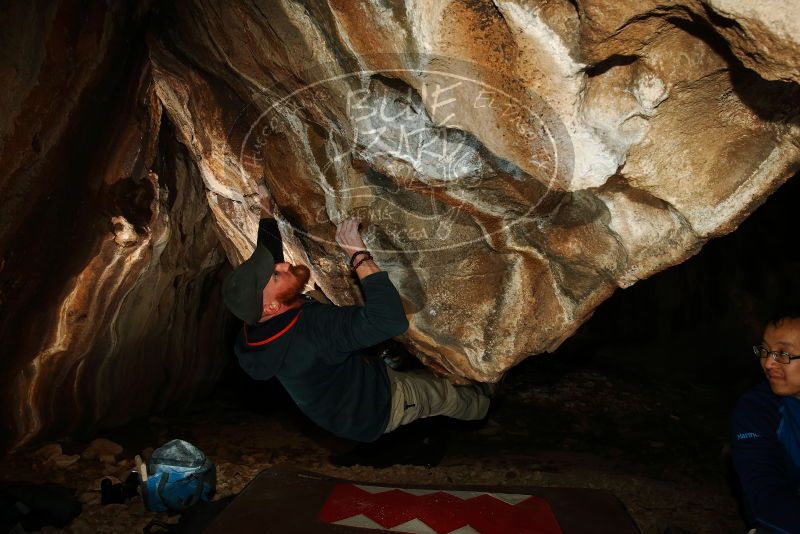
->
<box><xmin>731</xmin><ymin>381</ymin><xmax>800</xmax><ymax>533</ymax></box>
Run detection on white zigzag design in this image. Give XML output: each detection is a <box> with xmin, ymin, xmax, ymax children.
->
<box><xmin>333</xmin><ymin>513</ymin><xmax>384</xmax><ymax>529</ymax></box>
<box><xmin>389</xmin><ymin>518</ymin><xmax>438</xmax><ymax>533</ymax></box>
<box><xmin>352</xmin><ymin>485</ymin><xmax>532</xmax><ymax>505</ymax></box>
<box><xmin>336</xmin><ymin>514</ymin><xmax>488</xmax><ymax>534</ymax></box>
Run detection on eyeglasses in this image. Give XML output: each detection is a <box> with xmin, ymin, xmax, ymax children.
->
<box><xmin>753</xmin><ymin>345</ymin><xmax>800</xmax><ymax>365</ymax></box>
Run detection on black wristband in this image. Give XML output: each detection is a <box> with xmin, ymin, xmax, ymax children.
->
<box><xmin>352</xmin><ymin>255</ymin><xmax>373</xmax><ymax>270</ymax></box>
<box><xmin>349</xmin><ymin>250</ymin><xmax>371</xmax><ymax>266</ymax></box>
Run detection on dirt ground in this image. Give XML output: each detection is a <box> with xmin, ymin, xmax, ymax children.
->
<box><xmin>0</xmin><ymin>353</ymin><xmax>746</xmax><ymax>534</ymax></box>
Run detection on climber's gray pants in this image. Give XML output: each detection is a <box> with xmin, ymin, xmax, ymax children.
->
<box><xmin>384</xmin><ymin>367</ymin><xmax>490</xmax><ymax>433</ymax></box>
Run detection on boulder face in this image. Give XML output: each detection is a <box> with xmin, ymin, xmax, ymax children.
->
<box><xmin>1</xmin><ymin>0</ymin><xmax>799</xmax><ymax>448</ymax></box>
<box><xmin>147</xmin><ymin>0</ymin><xmax>799</xmax><ymax>379</ymax></box>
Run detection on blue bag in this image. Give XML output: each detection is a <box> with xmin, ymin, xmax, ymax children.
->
<box><xmin>141</xmin><ymin>439</ymin><xmax>216</xmax><ymax>513</ymax></box>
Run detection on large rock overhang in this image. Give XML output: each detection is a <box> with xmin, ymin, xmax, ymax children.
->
<box><xmin>146</xmin><ymin>0</ymin><xmax>799</xmax><ymax>379</ymax></box>
<box><xmin>0</xmin><ymin>0</ymin><xmax>797</xmax><ymax>449</ymax></box>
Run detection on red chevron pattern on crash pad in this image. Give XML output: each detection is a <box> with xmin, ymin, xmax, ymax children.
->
<box><xmin>319</xmin><ymin>483</ymin><xmax>563</xmax><ymax>533</ymax></box>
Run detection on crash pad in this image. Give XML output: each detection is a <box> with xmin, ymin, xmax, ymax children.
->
<box><xmin>205</xmin><ymin>464</ymin><xmax>640</xmax><ymax>533</ymax></box>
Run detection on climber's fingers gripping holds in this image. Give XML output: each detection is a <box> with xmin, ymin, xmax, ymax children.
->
<box><xmin>335</xmin><ymin>216</ymin><xmax>367</xmax><ymax>257</ymax></box>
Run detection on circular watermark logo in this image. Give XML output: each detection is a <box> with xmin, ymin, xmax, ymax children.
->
<box><xmin>233</xmin><ymin>54</ymin><xmax>573</xmax><ymax>254</ymax></box>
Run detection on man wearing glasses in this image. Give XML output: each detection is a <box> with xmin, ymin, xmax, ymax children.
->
<box><xmin>731</xmin><ymin>310</ymin><xmax>800</xmax><ymax>533</ymax></box>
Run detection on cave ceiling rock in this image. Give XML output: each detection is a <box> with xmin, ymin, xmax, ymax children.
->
<box><xmin>142</xmin><ymin>0</ymin><xmax>800</xmax><ymax>382</ymax></box>
<box><xmin>0</xmin><ymin>0</ymin><xmax>799</xmax><ymax>451</ymax></box>
<box><xmin>698</xmin><ymin>0</ymin><xmax>800</xmax><ymax>83</ymax></box>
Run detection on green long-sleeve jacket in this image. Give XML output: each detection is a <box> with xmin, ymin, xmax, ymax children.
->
<box><xmin>232</xmin><ymin>219</ymin><xmax>408</xmax><ymax>442</ymax></box>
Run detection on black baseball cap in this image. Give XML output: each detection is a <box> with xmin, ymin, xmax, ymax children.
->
<box><xmin>222</xmin><ymin>244</ymin><xmax>275</xmax><ymax>325</ymax></box>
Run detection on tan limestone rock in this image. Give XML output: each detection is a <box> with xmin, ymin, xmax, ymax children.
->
<box><xmin>0</xmin><ymin>0</ymin><xmax>798</xmax><ymax>448</ymax></box>
<box><xmin>144</xmin><ymin>0</ymin><xmax>799</xmax><ymax>381</ymax></box>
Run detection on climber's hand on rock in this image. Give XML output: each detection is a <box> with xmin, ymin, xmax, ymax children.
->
<box><xmin>335</xmin><ymin>216</ymin><xmax>367</xmax><ymax>257</ymax></box>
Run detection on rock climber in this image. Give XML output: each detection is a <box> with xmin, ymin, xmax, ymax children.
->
<box><xmin>221</xmin><ymin>186</ymin><xmax>491</xmax><ymax>444</ymax></box>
